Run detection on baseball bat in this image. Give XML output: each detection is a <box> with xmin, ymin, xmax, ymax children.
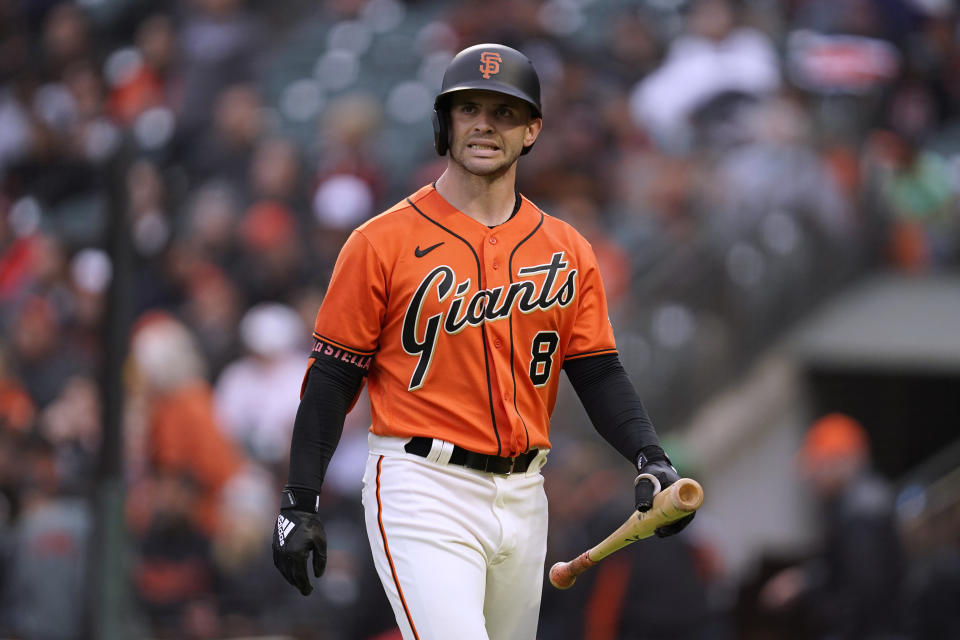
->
<box><xmin>549</xmin><ymin>478</ymin><xmax>704</xmax><ymax>589</ymax></box>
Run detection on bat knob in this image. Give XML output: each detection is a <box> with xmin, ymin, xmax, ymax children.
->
<box><xmin>549</xmin><ymin>561</ymin><xmax>575</xmax><ymax>589</ymax></box>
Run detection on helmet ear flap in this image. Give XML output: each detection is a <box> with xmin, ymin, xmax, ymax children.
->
<box><xmin>432</xmin><ymin>108</ymin><xmax>449</xmax><ymax>156</ymax></box>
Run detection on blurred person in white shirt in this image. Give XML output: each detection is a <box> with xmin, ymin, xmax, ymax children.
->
<box><xmin>215</xmin><ymin>302</ymin><xmax>308</xmax><ymax>472</ymax></box>
<box><xmin>629</xmin><ymin>0</ymin><xmax>780</xmax><ymax>150</ymax></box>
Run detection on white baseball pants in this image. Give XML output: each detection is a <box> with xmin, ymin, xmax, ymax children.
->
<box><xmin>361</xmin><ymin>434</ymin><xmax>550</xmax><ymax>640</ymax></box>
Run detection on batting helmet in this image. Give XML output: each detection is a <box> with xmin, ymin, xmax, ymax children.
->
<box><xmin>432</xmin><ymin>43</ymin><xmax>542</xmax><ymax>156</ymax></box>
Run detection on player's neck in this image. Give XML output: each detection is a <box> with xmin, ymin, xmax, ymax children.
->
<box><xmin>435</xmin><ymin>165</ymin><xmax>519</xmax><ymax>227</ymax></box>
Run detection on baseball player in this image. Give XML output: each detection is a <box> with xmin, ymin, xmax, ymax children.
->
<box><xmin>272</xmin><ymin>43</ymin><xmax>694</xmax><ymax>639</ymax></box>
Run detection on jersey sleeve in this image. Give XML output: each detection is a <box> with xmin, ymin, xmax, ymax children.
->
<box><xmin>564</xmin><ymin>241</ymin><xmax>617</xmax><ymax>362</ymax></box>
<box><xmin>313</xmin><ymin>230</ymin><xmax>387</xmax><ymax>357</ymax></box>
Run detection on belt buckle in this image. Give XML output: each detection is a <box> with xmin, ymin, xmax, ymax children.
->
<box><xmin>489</xmin><ymin>455</ymin><xmax>516</xmax><ymax>475</ymax></box>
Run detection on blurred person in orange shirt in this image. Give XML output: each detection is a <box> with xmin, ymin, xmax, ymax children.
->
<box><xmin>126</xmin><ymin>311</ymin><xmax>247</xmax><ymax>537</ymax></box>
<box><xmin>126</xmin><ymin>311</ymin><xmax>278</xmax><ymax>632</ymax></box>
<box><xmin>760</xmin><ymin>413</ymin><xmax>907</xmax><ymax>639</ymax></box>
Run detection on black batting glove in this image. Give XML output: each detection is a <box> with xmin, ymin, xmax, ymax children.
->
<box><xmin>635</xmin><ymin>445</ymin><xmax>695</xmax><ymax>538</ymax></box>
<box><xmin>272</xmin><ymin>487</ymin><xmax>327</xmax><ymax>596</ymax></box>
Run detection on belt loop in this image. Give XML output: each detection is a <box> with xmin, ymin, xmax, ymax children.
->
<box><xmin>436</xmin><ymin>440</ymin><xmax>455</xmax><ymax>465</ymax></box>
<box><xmin>425</xmin><ymin>438</ymin><xmax>444</xmax><ymax>463</ymax></box>
<box><xmin>524</xmin><ymin>449</ymin><xmax>549</xmax><ymax>477</ymax></box>
<box><xmin>426</xmin><ymin>438</ymin><xmax>455</xmax><ymax>465</ymax></box>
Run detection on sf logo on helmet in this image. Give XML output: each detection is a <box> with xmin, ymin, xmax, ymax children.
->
<box><xmin>479</xmin><ymin>51</ymin><xmax>502</xmax><ymax>79</ymax></box>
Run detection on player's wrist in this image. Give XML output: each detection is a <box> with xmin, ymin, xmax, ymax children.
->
<box><xmin>636</xmin><ymin>444</ymin><xmax>669</xmax><ymax>471</ymax></box>
<box><xmin>281</xmin><ymin>486</ymin><xmax>322</xmax><ymax>513</ymax></box>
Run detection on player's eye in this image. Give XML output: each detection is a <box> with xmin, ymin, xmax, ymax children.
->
<box><xmin>496</xmin><ymin>107</ymin><xmax>514</xmax><ymax>118</ymax></box>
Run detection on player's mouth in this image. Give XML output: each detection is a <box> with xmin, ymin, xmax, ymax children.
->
<box><xmin>467</xmin><ymin>141</ymin><xmax>500</xmax><ymax>152</ymax></box>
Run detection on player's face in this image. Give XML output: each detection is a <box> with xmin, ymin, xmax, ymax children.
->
<box><xmin>446</xmin><ymin>90</ymin><xmax>542</xmax><ymax>178</ymax></box>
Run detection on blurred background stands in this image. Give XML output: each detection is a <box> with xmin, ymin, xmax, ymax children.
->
<box><xmin>1</xmin><ymin>0</ymin><xmax>959</xmax><ymax>638</ymax></box>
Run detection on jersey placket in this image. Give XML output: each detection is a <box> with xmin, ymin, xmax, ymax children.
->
<box><xmin>480</xmin><ymin>229</ymin><xmax>527</xmax><ymax>456</ymax></box>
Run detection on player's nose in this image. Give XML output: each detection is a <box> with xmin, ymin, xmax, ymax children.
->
<box><xmin>472</xmin><ymin>109</ymin><xmax>496</xmax><ymax>132</ymax></box>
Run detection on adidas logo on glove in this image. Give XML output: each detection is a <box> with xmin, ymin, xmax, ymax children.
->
<box><xmin>277</xmin><ymin>515</ymin><xmax>295</xmax><ymax>546</ymax></box>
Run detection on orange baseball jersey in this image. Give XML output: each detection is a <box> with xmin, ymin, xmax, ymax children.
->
<box><xmin>311</xmin><ymin>183</ymin><xmax>617</xmax><ymax>457</ymax></box>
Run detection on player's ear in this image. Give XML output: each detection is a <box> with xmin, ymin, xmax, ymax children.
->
<box><xmin>523</xmin><ymin>116</ymin><xmax>542</xmax><ymax>149</ymax></box>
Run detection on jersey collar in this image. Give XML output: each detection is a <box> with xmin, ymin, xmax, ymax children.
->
<box><xmin>413</xmin><ymin>183</ymin><xmax>542</xmax><ymax>248</ymax></box>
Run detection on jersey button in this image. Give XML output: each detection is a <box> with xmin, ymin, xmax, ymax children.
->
<box><xmin>492</xmin><ymin>261</ymin><xmax>499</xmax><ymax>270</ymax></box>
<box><xmin>494</xmin><ymin>338</ymin><xmax>503</xmax><ymax>349</ymax></box>
<box><xmin>489</xmin><ymin>237</ymin><xmax>497</xmax><ymax>245</ymax></box>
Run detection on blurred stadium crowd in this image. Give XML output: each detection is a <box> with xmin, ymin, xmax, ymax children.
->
<box><xmin>0</xmin><ymin>0</ymin><xmax>958</xmax><ymax>638</ymax></box>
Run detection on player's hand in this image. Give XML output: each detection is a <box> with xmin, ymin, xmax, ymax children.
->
<box><xmin>272</xmin><ymin>488</ymin><xmax>327</xmax><ymax>596</ymax></box>
<box><xmin>634</xmin><ymin>446</ymin><xmax>695</xmax><ymax>537</ymax></box>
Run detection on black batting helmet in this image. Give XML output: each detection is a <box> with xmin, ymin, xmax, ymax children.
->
<box><xmin>432</xmin><ymin>43</ymin><xmax>542</xmax><ymax>156</ymax></box>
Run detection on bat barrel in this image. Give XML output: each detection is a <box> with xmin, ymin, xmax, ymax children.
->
<box><xmin>672</xmin><ymin>478</ymin><xmax>704</xmax><ymax>511</ymax></box>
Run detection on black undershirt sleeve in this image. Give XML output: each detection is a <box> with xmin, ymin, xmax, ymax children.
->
<box><xmin>285</xmin><ymin>354</ymin><xmax>366</xmax><ymax>493</ymax></box>
<box><xmin>563</xmin><ymin>353</ymin><xmax>661</xmax><ymax>465</ymax></box>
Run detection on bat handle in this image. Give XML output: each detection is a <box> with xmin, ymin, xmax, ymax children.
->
<box><xmin>549</xmin><ymin>551</ymin><xmax>596</xmax><ymax>590</ymax></box>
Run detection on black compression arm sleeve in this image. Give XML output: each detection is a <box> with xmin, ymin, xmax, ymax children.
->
<box><xmin>285</xmin><ymin>355</ymin><xmax>366</xmax><ymax>492</ymax></box>
<box><xmin>563</xmin><ymin>354</ymin><xmax>661</xmax><ymax>465</ymax></box>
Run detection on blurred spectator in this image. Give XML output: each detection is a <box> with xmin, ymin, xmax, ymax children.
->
<box><xmin>68</xmin><ymin>247</ymin><xmax>112</xmax><ymax>365</ymax></box>
<box><xmin>629</xmin><ymin>0</ymin><xmax>780</xmax><ymax>150</ymax></box>
<box><xmin>22</xmin><ymin>232</ymin><xmax>73</xmax><ymax>317</ymax></box>
<box><xmin>180</xmin><ymin>181</ymin><xmax>242</xmax><ymax>269</ymax></box>
<box><xmin>186</xmin><ymin>83</ymin><xmax>264</xmax><ymax>189</ymax></box>
<box><xmin>59</xmin><ymin>59</ymin><xmax>113</xmax><ymax>161</ymax></box>
<box><xmin>108</xmin><ymin>14</ymin><xmax>179</xmax><ymax>127</ymax></box>
<box><xmin>312</xmin><ymin>173</ymin><xmax>375</xmax><ymax>233</ymax></box>
<box><xmin>0</xmin><ymin>229</ymin><xmax>60</xmax><ymax>318</ymax></box>
<box><xmin>127</xmin><ymin>159</ymin><xmax>171</xmax><ymax>261</ymax></box>
<box><xmin>126</xmin><ymin>311</ymin><xmax>247</xmax><ymax>536</ymax></box>
<box><xmin>0</xmin><ymin>86</ymin><xmax>32</xmax><ymax>178</ymax></box>
<box><xmin>605</xmin><ymin>9</ymin><xmax>664</xmax><ymax>85</ymax></box>
<box><xmin>610</xmin><ymin>147</ymin><xmax>699</xmax><ymax>265</ymax></box>
<box><xmin>208</xmin><ymin>460</ymin><xmax>279</xmax><ymax>632</ymax></box>
<box><xmin>0</xmin><ymin>433</ymin><xmax>91</xmax><ymax>640</ymax></box>
<box><xmin>38</xmin><ymin>374</ymin><xmax>100</xmax><ymax>494</ymax></box>
<box><xmin>179</xmin><ymin>262</ymin><xmax>245</xmax><ymax>378</ymax></box>
<box><xmin>132</xmin><ymin>470</ymin><xmax>218</xmax><ymax>639</ymax></box>
<box><xmin>41</xmin><ymin>3</ymin><xmax>93</xmax><ymax>78</ymax></box>
<box><xmin>237</xmin><ymin>199</ymin><xmax>306</xmax><ymax>303</ymax></box>
<box><xmin>249</xmin><ymin>136</ymin><xmax>308</xmax><ymax>214</ymax></box>
<box><xmin>0</xmin><ymin>345</ymin><xmax>32</xmax><ymax>588</ymax></box>
<box><xmin>0</xmin><ymin>343</ymin><xmax>36</xmax><ymax>435</ymax></box>
<box><xmin>707</xmin><ymin>93</ymin><xmax>854</xmax><ymax>243</ymax></box>
<box><xmin>554</xmin><ymin>195</ymin><xmax>632</xmax><ymax>313</ymax></box>
<box><xmin>867</xmin><ymin>130</ymin><xmax>958</xmax><ymax>272</ymax></box>
<box><xmin>758</xmin><ymin>413</ymin><xmax>907</xmax><ymax>639</ymax></box>
<box><xmin>175</xmin><ymin>0</ymin><xmax>264</xmax><ymax>140</ymax></box>
<box><xmin>312</xmin><ymin>94</ymin><xmax>386</xmax><ymax>265</ymax></box>
<box><xmin>214</xmin><ymin>302</ymin><xmax>307</xmax><ymax>473</ymax></box>
<box><xmin>0</xmin><ymin>424</ymin><xmax>20</xmax><ymax>527</ymax></box>
<box><xmin>0</xmin><ymin>2</ymin><xmax>29</xmax><ymax>84</ymax></box>
<box><xmin>902</xmin><ymin>500</ymin><xmax>960</xmax><ymax>640</ymax></box>
<box><xmin>316</xmin><ymin>94</ymin><xmax>384</xmax><ymax>182</ymax></box>
<box><xmin>9</xmin><ymin>295</ymin><xmax>86</xmax><ymax>408</ymax></box>
<box><xmin>125</xmin><ymin>311</ymin><xmax>280</xmax><ymax>635</ymax></box>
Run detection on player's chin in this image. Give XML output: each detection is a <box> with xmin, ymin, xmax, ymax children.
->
<box><xmin>464</xmin><ymin>162</ymin><xmax>508</xmax><ymax>177</ymax></box>
<box><xmin>458</xmin><ymin>153</ymin><xmax>518</xmax><ymax>177</ymax></box>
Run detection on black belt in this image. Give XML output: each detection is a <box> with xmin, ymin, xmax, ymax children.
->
<box><xmin>404</xmin><ymin>437</ymin><xmax>539</xmax><ymax>475</ymax></box>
